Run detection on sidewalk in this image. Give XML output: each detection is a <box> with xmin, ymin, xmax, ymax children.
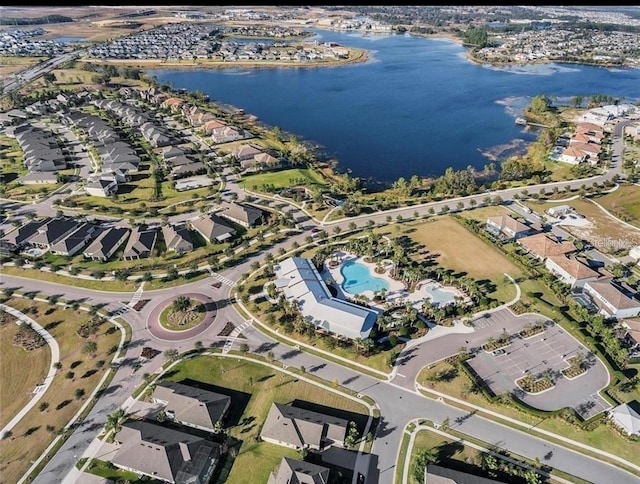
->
<box><xmin>0</xmin><ymin>303</ymin><xmax>60</xmax><ymax>437</ymax></box>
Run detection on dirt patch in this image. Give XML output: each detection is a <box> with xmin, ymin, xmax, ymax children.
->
<box><xmin>13</xmin><ymin>323</ymin><xmax>46</xmax><ymax>351</ymax></box>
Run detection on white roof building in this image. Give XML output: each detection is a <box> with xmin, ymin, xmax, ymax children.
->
<box><xmin>274</xmin><ymin>257</ymin><xmax>379</xmax><ymax>340</ymax></box>
<box><xmin>609</xmin><ymin>402</ymin><xmax>640</xmax><ymax>436</ymax></box>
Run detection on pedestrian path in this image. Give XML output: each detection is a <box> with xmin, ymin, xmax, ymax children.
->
<box><xmin>127</xmin><ymin>282</ymin><xmax>145</xmax><ymax>308</ymax></box>
<box><xmin>208</xmin><ymin>269</ymin><xmax>235</xmax><ymax>287</ymax></box>
<box><xmin>0</xmin><ymin>303</ymin><xmax>60</xmax><ymax>437</ymax></box>
<box><xmin>222</xmin><ymin>319</ymin><xmax>253</xmax><ymax>354</ymax></box>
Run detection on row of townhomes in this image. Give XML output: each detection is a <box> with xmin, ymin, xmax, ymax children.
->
<box><xmin>0</xmin><ymin>200</ymin><xmax>266</xmax><ymax>261</ymax></box>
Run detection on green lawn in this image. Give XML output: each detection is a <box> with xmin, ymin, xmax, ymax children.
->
<box><xmin>0</xmin><ymin>297</ymin><xmax>121</xmax><ymax>484</ymax></box>
<box><xmin>239</xmin><ymin>167</ymin><xmax>329</xmax><ymax>192</ymax></box>
<box><xmin>83</xmin><ymin>458</ymin><xmax>160</xmax><ymax>483</ymax></box>
<box><xmin>160</xmin><ymin>355</ymin><xmax>370</xmax><ymax>484</ymax></box>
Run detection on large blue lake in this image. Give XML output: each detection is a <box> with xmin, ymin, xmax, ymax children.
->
<box><xmin>148</xmin><ymin>29</ymin><xmax>640</xmax><ymax>185</ymax></box>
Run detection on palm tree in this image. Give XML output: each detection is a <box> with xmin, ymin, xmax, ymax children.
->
<box><xmin>105</xmin><ymin>408</ymin><xmax>127</xmax><ymax>434</ymax></box>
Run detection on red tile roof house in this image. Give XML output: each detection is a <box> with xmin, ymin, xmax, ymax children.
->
<box><xmin>517</xmin><ymin>233</ymin><xmax>576</xmax><ymax>261</ymax></box>
<box><xmin>544</xmin><ymin>255</ymin><xmax>601</xmax><ymax>289</ymax></box>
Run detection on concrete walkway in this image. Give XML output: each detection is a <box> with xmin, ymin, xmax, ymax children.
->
<box><xmin>0</xmin><ymin>303</ymin><xmax>60</xmax><ymax>437</ymax></box>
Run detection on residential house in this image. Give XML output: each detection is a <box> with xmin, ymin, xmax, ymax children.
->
<box><xmin>584</xmin><ymin>278</ymin><xmax>640</xmax><ymax>319</ymax></box>
<box><xmin>517</xmin><ymin>233</ymin><xmax>576</xmax><ymax>261</ymax></box>
<box><xmin>241</xmin><ymin>151</ymin><xmax>280</xmax><ymax>172</ymax></box>
<box><xmin>122</xmin><ymin>225</ymin><xmax>157</xmax><ymax>260</ymax></box>
<box><xmin>0</xmin><ymin>218</ymin><xmax>48</xmax><ymax>253</ymax></box>
<box><xmin>608</xmin><ymin>402</ymin><xmax>640</xmax><ymax>437</ymax></box>
<box><xmin>260</xmin><ymin>402</ymin><xmax>348</xmax><ymax>451</ymax></box>
<box><xmin>273</xmin><ymin>257</ymin><xmax>379</xmax><ymax>340</ymax></box>
<box><xmin>546</xmin><ymin>205</ymin><xmax>574</xmax><ymax>218</ymax></box>
<box><xmin>559</xmin><ymin>146</ymin><xmax>587</xmax><ymax>164</ymax></box>
<box><xmin>267</xmin><ymin>457</ymin><xmax>330</xmax><ymax>484</ymax></box>
<box><xmin>151</xmin><ymin>381</ymin><xmax>231</xmax><ymax>433</ymax></box>
<box><xmin>485</xmin><ymin>215</ymin><xmax>532</xmax><ymax>240</ymax></box>
<box><xmin>170</xmin><ymin>161</ymin><xmax>207</xmax><ymax>180</ymax></box>
<box><xmin>85</xmin><ymin>177</ymin><xmax>118</xmax><ymax>197</ymax></box>
<box><xmin>26</xmin><ymin>217</ymin><xmax>79</xmax><ymax>250</ymax></box>
<box><xmin>162</xmin><ymin>223</ymin><xmax>193</xmax><ymax>254</ymax></box>
<box><xmin>50</xmin><ymin>222</ymin><xmax>96</xmax><ymax>257</ymax></box>
<box><xmin>83</xmin><ymin>227</ymin><xmax>130</xmax><ymax>261</ymax></box>
<box><xmin>628</xmin><ymin>246</ymin><xmax>640</xmax><ymax>263</ymax></box>
<box><xmin>219</xmin><ymin>201</ymin><xmax>265</xmax><ymax>228</ymax></box>
<box><xmin>201</xmin><ymin>119</ymin><xmax>227</xmax><ymax>135</ymax></box>
<box><xmin>210</xmin><ymin>126</ymin><xmax>245</xmax><ymax>144</ymax></box>
<box><xmin>230</xmin><ymin>143</ymin><xmax>263</xmax><ymax>162</ymax></box>
<box><xmin>621</xmin><ymin>319</ymin><xmax>640</xmax><ymax>354</ymax></box>
<box><xmin>545</xmin><ymin>255</ymin><xmax>601</xmax><ymax>289</ymax></box>
<box><xmin>189</xmin><ymin>214</ymin><xmax>235</xmax><ymax>243</ymax></box>
<box><xmin>111</xmin><ymin>419</ymin><xmax>221</xmax><ymax>484</ymax></box>
<box><xmin>17</xmin><ymin>172</ymin><xmax>58</xmax><ymax>185</ymax></box>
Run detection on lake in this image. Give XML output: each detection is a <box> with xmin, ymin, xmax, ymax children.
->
<box><xmin>148</xmin><ymin>29</ymin><xmax>640</xmax><ymax>186</ymax></box>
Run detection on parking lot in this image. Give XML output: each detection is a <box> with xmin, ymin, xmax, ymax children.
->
<box><xmin>468</xmin><ymin>321</ymin><xmax>611</xmax><ymax>419</ymax></box>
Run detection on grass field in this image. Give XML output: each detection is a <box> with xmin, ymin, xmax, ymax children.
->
<box><xmin>399</xmin><ymin>215</ymin><xmax>524</xmax><ymax>303</ymax></box>
<box><xmin>161</xmin><ymin>355</ymin><xmax>369</xmax><ymax>484</ymax></box>
<box><xmin>0</xmin><ymin>320</ymin><xmax>50</xmax><ymax>429</ymax></box>
<box><xmin>239</xmin><ymin>167</ymin><xmax>329</xmax><ymax>192</ymax></box>
<box><xmin>0</xmin><ymin>297</ymin><xmax>121</xmax><ymax>484</ymax></box>
<box><xmin>593</xmin><ymin>184</ymin><xmax>640</xmax><ymax>229</ymax></box>
<box><xmin>0</xmin><ymin>55</ymin><xmax>45</xmax><ymax>76</ymax></box>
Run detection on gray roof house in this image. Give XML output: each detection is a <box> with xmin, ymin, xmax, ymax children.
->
<box><xmin>260</xmin><ymin>402</ymin><xmax>348</xmax><ymax>451</ymax></box>
<box><xmin>111</xmin><ymin>419</ymin><xmax>221</xmax><ymax>484</ymax></box>
<box><xmin>425</xmin><ymin>464</ymin><xmax>508</xmax><ymax>484</ymax></box>
<box><xmin>162</xmin><ymin>224</ymin><xmax>194</xmax><ymax>254</ymax></box>
<box><xmin>151</xmin><ymin>381</ymin><xmax>231</xmax><ymax>433</ymax></box>
<box><xmin>122</xmin><ymin>225</ymin><xmax>158</xmax><ymax>260</ymax></box>
<box><xmin>26</xmin><ymin>217</ymin><xmax>80</xmax><ymax>250</ymax></box>
<box><xmin>267</xmin><ymin>457</ymin><xmax>330</xmax><ymax>484</ymax></box>
<box><xmin>219</xmin><ymin>201</ymin><xmax>265</xmax><ymax>228</ymax></box>
<box><xmin>189</xmin><ymin>214</ymin><xmax>235</xmax><ymax>243</ymax></box>
<box><xmin>50</xmin><ymin>222</ymin><xmax>96</xmax><ymax>257</ymax></box>
<box><xmin>83</xmin><ymin>227</ymin><xmax>130</xmax><ymax>261</ymax></box>
<box><xmin>273</xmin><ymin>257</ymin><xmax>379</xmax><ymax>340</ymax></box>
<box><xmin>230</xmin><ymin>143</ymin><xmax>263</xmax><ymax>162</ymax></box>
<box><xmin>0</xmin><ymin>218</ymin><xmax>48</xmax><ymax>253</ymax></box>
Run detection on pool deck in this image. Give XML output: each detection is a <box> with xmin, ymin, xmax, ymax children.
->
<box><xmin>325</xmin><ymin>250</ymin><xmax>471</xmax><ymax>311</ymax></box>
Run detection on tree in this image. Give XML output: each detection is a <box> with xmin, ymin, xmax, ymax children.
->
<box><xmin>344</xmin><ymin>421</ymin><xmax>359</xmax><ymax>448</ymax></box>
<box><xmin>214</xmin><ymin>420</ymin><xmax>223</xmax><ymax>434</ymax></box>
<box><xmin>239</xmin><ymin>342</ymin><xmax>250</xmax><ymax>353</ymax></box>
<box><xmin>39</xmin><ymin>401</ymin><xmax>49</xmax><ymax>412</ymax></box>
<box><xmin>164</xmin><ymin>349</ymin><xmax>180</xmax><ymax>362</ymax></box>
<box><xmin>105</xmin><ymin>408</ymin><xmax>126</xmax><ymax>434</ymax></box>
<box><xmin>440</xmin><ymin>416</ymin><xmax>451</xmax><ymax>431</ymax></box>
<box><xmin>75</xmin><ymin>388</ymin><xmax>85</xmax><ymax>400</ymax></box>
<box><xmin>413</xmin><ymin>448</ymin><xmax>437</xmax><ymax>481</ymax></box>
<box><xmin>82</xmin><ymin>341</ymin><xmax>98</xmax><ymax>356</ymax></box>
<box><xmin>172</xmin><ymin>296</ymin><xmax>191</xmax><ymax>313</ymax></box>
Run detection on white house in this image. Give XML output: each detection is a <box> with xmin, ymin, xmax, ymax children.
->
<box><xmin>544</xmin><ymin>255</ymin><xmax>600</xmax><ymax>289</ymax></box>
<box><xmin>629</xmin><ymin>246</ymin><xmax>640</xmax><ymax>263</ymax></box>
<box><xmin>584</xmin><ymin>278</ymin><xmax>640</xmax><ymax>319</ymax></box>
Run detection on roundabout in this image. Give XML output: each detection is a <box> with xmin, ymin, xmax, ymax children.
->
<box><xmin>147</xmin><ymin>292</ymin><xmax>218</xmax><ymax>341</ymax></box>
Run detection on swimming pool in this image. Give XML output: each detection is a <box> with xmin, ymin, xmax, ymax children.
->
<box><xmin>340</xmin><ymin>260</ymin><xmax>389</xmax><ymax>295</ymax></box>
<box><xmin>423</xmin><ymin>283</ymin><xmax>457</xmax><ymax>307</ymax></box>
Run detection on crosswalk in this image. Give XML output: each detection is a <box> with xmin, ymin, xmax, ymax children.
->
<box><xmin>208</xmin><ymin>269</ymin><xmax>235</xmax><ymax>287</ymax></box>
<box><xmin>222</xmin><ymin>319</ymin><xmax>253</xmax><ymax>354</ymax></box>
<box><xmin>128</xmin><ymin>282</ymin><xmax>145</xmax><ymax>308</ymax></box>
